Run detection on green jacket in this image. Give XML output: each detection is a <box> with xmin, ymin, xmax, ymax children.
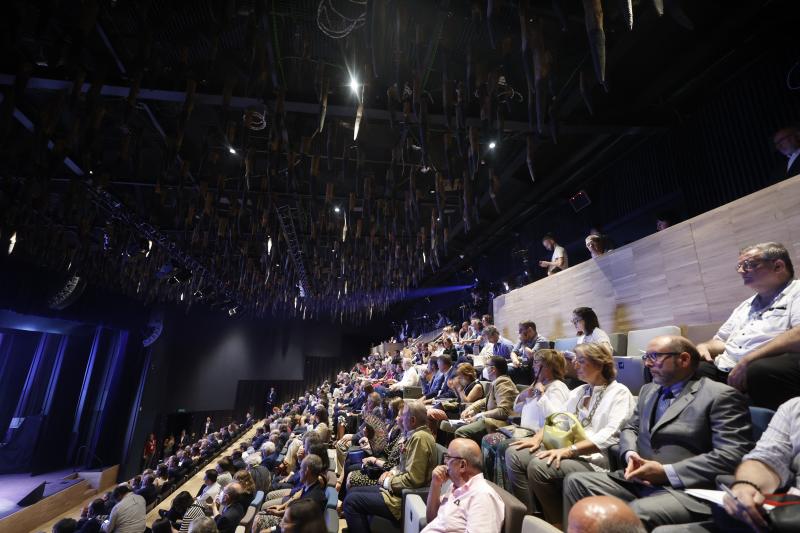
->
<box><xmin>380</xmin><ymin>425</ymin><xmax>436</xmax><ymax>519</ymax></box>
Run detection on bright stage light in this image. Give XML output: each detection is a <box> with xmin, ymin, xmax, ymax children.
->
<box><xmin>349</xmin><ymin>77</ymin><xmax>360</xmax><ymax>94</ymax></box>
<box><xmin>8</xmin><ymin>231</ymin><xmax>17</xmax><ymax>254</ymax></box>
<box><xmin>489</xmin><ymin>141</ymin><xmax>496</xmax><ymax>149</ymax></box>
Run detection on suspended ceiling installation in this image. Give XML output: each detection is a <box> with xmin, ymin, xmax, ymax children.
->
<box><xmin>0</xmin><ymin>0</ymin><xmax>793</xmax><ymax>323</ymax></box>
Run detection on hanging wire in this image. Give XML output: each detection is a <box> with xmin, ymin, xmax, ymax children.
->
<box><xmin>317</xmin><ymin>0</ymin><xmax>367</xmax><ymax>39</ymax></box>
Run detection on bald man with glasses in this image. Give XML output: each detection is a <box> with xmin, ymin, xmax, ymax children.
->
<box><xmin>695</xmin><ymin>242</ymin><xmax>800</xmax><ymax>409</ymax></box>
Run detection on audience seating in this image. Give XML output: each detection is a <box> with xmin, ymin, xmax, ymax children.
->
<box><xmin>250</xmin><ymin>490</ymin><xmax>264</xmax><ymax>510</ymax></box>
<box><xmin>553</xmin><ymin>336</ymin><xmax>579</xmax><ymax>353</ymax></box>
<box><xmin>683</xmin><ymin>322</ymin><xmax>724</xmax><ymax>346</ymax></box>
<box><xmin>404</xmin><ymin>480</ymin><xmax>526</xmax><ymax>533</ymax></box>
<box><xmin>615</xmin><ymin>325</ymin><xmax>681</xmax><ymax>393</ymax></box>
<box><xmin>521</xmin><ymin>514</ymin><xmax>561</xmax><ymax>533</ymax></box>
<box><xmin>608</xmin><ymin>332</ymin><xmax>628</xmax><ymax>356</ymax></box>
<box><xmin>749</xmin><ymin>406</ymin><xmax>775</xmax><ymax>442</ymax></box>
<box><xmin>403</xmin><ymin>386</ymin><xmax>423</xmax><ymax>399</ymax></box>
<box><xmin>239</xmin><ymin>505</ymin><xmax>256</xmax><ymax>530</ymax></box>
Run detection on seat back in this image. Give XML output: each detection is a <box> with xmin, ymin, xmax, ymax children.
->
<box><xmin>749</xmin><ymin>406</ymin><xmax>776</xmax><ymax>442</ymax></box>
<box><xmin>516</xmin><ymin>383</ymin><xmax>528</xmax><ymax>393</ymax></box>
<box><xmin>250</xmin><ymin>489</ymin><xmax>264</xmax><ymax>509</ymax></box>
<box><xmin>613</xmin><ymin>356</ymin><xmax>646</xmax><ymax>394</ymax></box>
<box><xmin>403</xmin><ymin>386</ymin><xmax>423</xmax><ymax>399</ymax></box>
<box><xmin>553</xmin><ymin>336</ymin><xmax>580</xmax><ymax>353</ymax></box>
<box><xmin>625</xmin><ymin>326</ymin><xmax>681</xmax><ymax>357</ymax></box>
<box><xmin>608</xmin><ymin>332</ymin><xmax>627</xmax><ymax>356</ymax></box>
<box><xmin>239</xmin><ymin>505</ymin><xmax>256</xmax><ymax>529</ymax></box>
<box><xmin>486</xmin><ymin>481</ymin><xmax>527</xmax><ymax>533</ymax></box>
<box><xmin>683</xmin><ymin>322</ymin><xmax>724</xmax><ymax>345</ymax></box>
<box><xmin>324</xmin><ymin>486</ymin><xmax>338</xmax><ymax>509</ymax></box>
<box><xmin>435</xmin><ymin>443</ymin><xmax>447</xmax><ymax>465</ymax></box>
<box><xmin>522</xmin><ymin>515</ymin><xmax>562</xmax><ymax>533</ymax></box>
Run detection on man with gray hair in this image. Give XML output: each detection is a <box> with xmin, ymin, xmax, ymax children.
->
<box><xmin>212</xmin><ymin>482</ymin><xmax>244</xmax><ymax>533</ymax></box>
<box><xmin>187</xmin><ymin>516</ymin><xmax>218</xmax><ymax>533</ymax></box>
<box><xmin>695</xmin><ymin>242</ymin><xmax>800</xmax><ymax>409</ymax></box>
<box><xmin>422</xmin><ymin>438</ymin><xmax>504</xmax><ymax>533</ymax></box>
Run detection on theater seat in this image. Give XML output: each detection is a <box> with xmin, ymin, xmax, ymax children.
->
<box><xmin>554</xmin><ymin>336</ymin><xmax>580</xmax><ymax>353</ymax></box>
<box><xmin>749</xmin><ymin>406</ymin><xmax>775</xmax><ymax>442</ymax></box>
<box><xmin>239</xmin><ymin>505</ymin><xmax>255</xmax><ymax>530</ymax></box>
<box><xmin>325</xmin><ymin>486</ymin><xmax>338</xmax><ymax>509</ymax></box>
<box><xmin>403</xmin><ymin>386</ymin><xmax>423</xmax><ymax>400</ymax></box>
<box><xmin>521</xmin><ymin>515</ymin><xmax>561</xmax><ymax>533</ymax></box>
<box><xmin>250</xmin><ymin>490</ymin><xmax>264</xmax><ymax>509</ymax></box>
<box><xmin>618</xmin><ymin>325</ymin><xmax>681</xmax><ymax>394</ymax></box>
<box><xmin>324</xmin><ymin>507</ymin><xmax>339</xmax><ymax>533</ymax></box>
<box><xmin>608</xmin><ymin>332</ymin><xmax>627</xmax><ymax>356</ymax></box>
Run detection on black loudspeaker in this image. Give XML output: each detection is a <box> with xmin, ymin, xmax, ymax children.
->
<box><xmin>569</xmin><ymin>190</ymin><xmax>592</xmax><ymax>212</ymax></box>
<box><xmin>17</xmin><ymin>482</ymin><xmax>45</xmax><ymax>506</ymax></box>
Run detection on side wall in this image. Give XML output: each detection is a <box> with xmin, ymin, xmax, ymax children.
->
<box><xmin>493</xmin><ymin>176</ymin><xmax>800</xmax><ymax>340</ymax></box>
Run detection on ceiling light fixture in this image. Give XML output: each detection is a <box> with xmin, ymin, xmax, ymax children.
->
<box><xmin>489</xmin><ymin>141</ymin><xmax>497</xmax><ymax>149</ymax></box>
<box><xmin>349</xmin><ymin>77</ymin><xmax>360</xmax><ymax>94</ymax></box>
<box><xmin>8</xmin><ymin>231</ymin><xmax>17</xmax><ymax>255</ymax></box>
<box><xmin>229</xmin><ymin>147</ymin><xmax>237</xmax><ymax>155</ymax></box>
<box><xmin>334</xmin><ymin>206</ymin><xmax>341</xmax><ymax>213</ymax></box>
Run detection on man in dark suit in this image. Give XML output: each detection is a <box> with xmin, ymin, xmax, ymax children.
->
<box><xmin>563</xmin><ymin>335</ymin><xmax>754</xmax><ymax>530</ymax></box>
<box><xmin>772</xmin><ymin>126</ymin><xmax>800</xmax><ymax>182</ymax></box>
<box><xmin>203</xmin><ymin>416</ymin><xmax>215</xmax><ymax>436</ymax></box>
<box><xmin>213</xmin><ymin>482</ymin><xmax>245</xmax><ymax>533</ymax></box>
<box><xmin>266</xmin><ymin>387</ymin><xmax>277</xmax><ymax>414</ymax></box>
<box><xmin>135</xmin><ymin>474</ymin><xmax>157</xmax><ymax>505</ymax></box>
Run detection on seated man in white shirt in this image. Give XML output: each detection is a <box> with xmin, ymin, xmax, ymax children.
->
<box><xmin>388</xmin><ymin>357</ymin><xmax>420</xmax><ymax>394</ymax></box>
<box><xmin>422</xmin><ymin>438</ymin><xmax>504</xmax><ymax>533</ymax></box>
<box><xmin>695</xmin><ymin>242</ymin><xmax>800</xmax><ymax>409</ymax></box>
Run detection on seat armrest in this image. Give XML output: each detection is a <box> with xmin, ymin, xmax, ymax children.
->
<box><xmin>401</xmin><ymin>488</ymin><xmax>430</xmax><ymax>522</ymax></box>
<box><xmin>324</xmin><ymin>508</ymin><xmax>339</xmax><ymax>533</ymax></box>
<box><xmin>607</xmin><ymin>444</ymin><xmax>621</xmax><ymax>471</ymax></box>
<box><xmin>404</xmin><ymin>493</ymin><xmax>427</xmax><ymax>533</ymax></box>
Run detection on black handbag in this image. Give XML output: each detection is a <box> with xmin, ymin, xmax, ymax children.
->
<box><xmin>362</xmin><ymin>463</ymin><xmax>387</xmax><ymax>480</ymax></box>
<box><xmin>766</xmin><ymin>493</ymin><xmax>800</xmax><ymax>532</ymax></box>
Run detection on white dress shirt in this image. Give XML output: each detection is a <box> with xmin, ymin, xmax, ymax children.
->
<box><xmin>515</xmin><ymin>380</ymin><xmax>570</xmax><ymax>431</ymax></box>
<box><xmin>390</xmin><ymin>366</ymin><xmax>420</xmax><ymax>390</ymax></box>
<box><xmin>714</xmin><ymin>280</ymin><xmax>800</xmax><ymax>371</ymax></box>
<box><xmin>421</xmin><ymin>473</ymin><xmax>504</xmax><ymax>533</ymax></box>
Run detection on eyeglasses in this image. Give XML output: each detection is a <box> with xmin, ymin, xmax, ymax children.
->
<box><xmin>640</xmin><ymin>351</ymin><xmax>681</xmax><ymax>364</ymax></box>
<box><xmin>736</xmin><ymin>259</ymin><xmax>773</xmax><ymax>273</ymax></box>
<box><xmin>442</xmin><ymin>454</ymin><xmax>465</xmax><ymax>463</ymax></box>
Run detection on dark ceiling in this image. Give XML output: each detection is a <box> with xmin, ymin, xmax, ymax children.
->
<box><xmin>0</xmin><ymin>0</ymin><xmax>796</xmax><ymax>323</ymax></box>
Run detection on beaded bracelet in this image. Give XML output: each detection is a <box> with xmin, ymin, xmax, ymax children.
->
<box><xmin>729</xmin><ymin>480</ymin><xmax>761</xmax><ymax>492</ymax></box>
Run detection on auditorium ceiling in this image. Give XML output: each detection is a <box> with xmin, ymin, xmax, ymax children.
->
<box><xmin>0</xmin><ymin>0</ymin><xmax>795</xmax><ymax>323</ymax></box>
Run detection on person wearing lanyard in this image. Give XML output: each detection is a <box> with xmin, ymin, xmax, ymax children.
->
<box><xmin>695</xmin><ymin>242</ymin><xmax>800</xmax><ymax>410</ymax></box>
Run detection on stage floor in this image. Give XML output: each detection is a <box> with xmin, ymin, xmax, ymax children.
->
<box><xmin>0</xmin><ymin>468</ymin><xmax>75</xmax><ymax>520</ymax></box>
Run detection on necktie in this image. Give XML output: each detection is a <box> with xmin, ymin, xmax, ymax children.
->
<box><xmin>654</xmin><ymin>388</ymin><xmax>674</xmax><ymax>424</ymax></box>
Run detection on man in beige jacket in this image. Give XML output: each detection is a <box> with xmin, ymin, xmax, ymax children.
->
<box><xmin>455</xmin><ymin>356</ymin><xmax>518</xmax><ymax>442</ymax></box>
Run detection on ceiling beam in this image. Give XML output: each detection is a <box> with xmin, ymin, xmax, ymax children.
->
<box><xmin>0</xmin><ymin>74</ymin><xmax>666</xmax><ymax>137</ymax></box>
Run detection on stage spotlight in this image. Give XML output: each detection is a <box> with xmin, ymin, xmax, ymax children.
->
<box><xmin>8</xmin><ymin>231</ymin><xmax>17</xmax><ymax>255</ymax></box>
<box><xmin>267</xmin><ymin>235</ymin><xmax>272</xmax><ymax>255</ymax></box>
<box><xmin>349</xmin><ymin>77</ymin><xmax>360</xmax><ymax>94</ymax></box>
<box><xmin>229</xmin><ymin>147</ymin><xmax>237</xmax><ymax>155</ymax></box>
<box><xmin>334</xmin><ymin>206</ymin><xmax>341</xmax><ymax>213</ymax></box>
<box><xmin>179</xmin><ymin>291</ymin><xmax>185</xmax><ymax>301</ymax></box>
<box><xmin>489</xmin><ymin>141</ymin><xmax>496</xmax><ymax>149</ymax></box>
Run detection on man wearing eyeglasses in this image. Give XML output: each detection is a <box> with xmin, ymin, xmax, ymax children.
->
<box><xmin>563</xmin><ymin>335</ymin><xmax>753</xmax><ymax>530</ymax></box>
<box><xmin>421</xmin><ymin>438</ymin><xmax>504</xmax><ymax>533</ymax></box>
<box><xmin>694</xmin><ymin>242</ymin><xmax>800</xmax><ymax>410</ymax></box>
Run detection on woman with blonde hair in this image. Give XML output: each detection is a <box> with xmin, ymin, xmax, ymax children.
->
<box><xmin>481</xmin><ymin>349</ymin><xmax>570</xmax><ymax>489</ymax></box>
<box><xmin>505</xmin><ymin>342</ymin><xmax>634</xmax><ymax>527</ymax></box>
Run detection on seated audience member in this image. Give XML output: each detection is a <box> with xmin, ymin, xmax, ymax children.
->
<box><xmin>510</xmin><ymin>321</ymin><xmax>550</xmax><ymax>384</ymax></box>
<box><xmin>449</xmin><ymin>356</ymin><xmax>517</xmax><ymax>443</ymax></box>
<box><xmin>570</xmin><ymin>495</ymin><xmax>646</xmax><ymax>533</ymax></box>
<box><xmin>179</xmin><ymin>496</ymin><xmax>211</xmax><ymax>533</ymax></box>
<box><xmin>486</xmin><ymin>326</ymin><xmax>515</xmax><ymax>360</ymax></box>
<box><xmin>388</xmin><ymin>357</ymin><xmax>420</xmax><ymax>394</ymax></box>
<box><xmin>246</xmin><ymin>453</ymin><xmax>272</xmax><ymax>494</ymax></box>
<box><xmin>452</xmin><ymin>363</ymin><xmax>484</xmax><ymax>406</ymax></box>
<box><xmin>343</xmin><ymin>400</ymin><xmax>437</xmax><ymax>533</ymax></box>
<box><xmin>420</xmin><ymin>358</ymin><xmax>440</xmax><ymax>397</ymax></box>
<box><xmin>505</xmin><ymin>342</ymin><xmax>634</xmax><ymax>526</ymax></box>
<box><xmin>253</xmin><ymin>454</ymin><xmax>328</xmax><ymax>531</ymax></box>
<box><xmin>159</xmin><ymin>490</ymin><xmax>194</xmax><ymax>529</ymax></box>
<box><xmin>585</xmin><ymin>234</ymin><xmax>607</xmax><ymax>258</ymax></box>
<box><xmin>423</xmin><ymin>355</ymin><xmax>457</xmax><ymax>404</ymax></box>
<box><xmin>277</xmin><ymin>498</ymin><xmax>327</xmax><ymax>533</ymax></box>
<box><xmin>135</xmin><ymin>474</ymin><xmax>157</xmax><ymax>505</ymax></box>
<box><xmin>213</xmin><ymin>483</ymin><xmax>245</xmax><ymax>533</ymax></box>
<box><xmin>563</xmin><ymin>336</ymin><xmax>754</xmax><ymax>530</ymax></box>
<box><xmin>150</xmin><ymin>518</ymin><xmax>172</xmax><ymax>533</ymax></box>
<box><xmin>772</xmin><ymin>125</ymin><xmax>800</xmax><ymax>181</ymax></box>
<box><xmin>422</xmin><ymin>438</ymin><xmax>504</xmax><ymax>533</ymax></box>
<box><xmin>482</xmin><ymin>349</ymin><xmax>570</xmax><ymax>487</ymax></box>
<box><xmin>230</xmin><ymin>450</ymin><xmax>246</xmax><ymax>471</ymax></box>
<box><xmin>187</xmin><ymin>516</ymin><xmax>217</xmax><ymax>533</ymax></box>
<box><xmin>695</xmin><ymin>242</ymin><xmax>800</xmax><ymax>409</ymax></box>
<box><xmin>101</xmin><ymin>484</ymin><xmax>146</xmax><ymax>533</ymax></box>
<box><xmin>540</xmin><ymin>233</ymin><xmax>568</xmax><ymax>275</ymax></box>
<box><xmin>345</xmin><ymin>400</ymin><xmax>406</xmax><ymax>492</ymax></box>
<box><xmin>215</xmin><ymin>458</ymin><xmax>236</xmax><ymax>488</ymax></box>
<box><xmin>196</xmin><ymin>469</ymin><xmax>221</xmax><ymax>502</ymax></box>
<box><xmin>53</xmin><ymin>518</ymin><xmax>78</xmax><ymax>533</ymax></box>
<box><xmin>75</xmin><ymin>498</ymin><xmax>108</xmax><ymax>533</ymax></box>
<box><xmin>234</xmin><ymin>469</ymin><xmax>256</xmax><ymax>507</ymax></box>
<box><xmin>572</xmin><ymin>307</ymin><xmax>613</xmax><ymax>351</ymax></box>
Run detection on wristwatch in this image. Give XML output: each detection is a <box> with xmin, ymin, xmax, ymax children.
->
<box><xmin>569</xmin><ymin>444</ymin><xmax>579</xmax><ymax>456</ymax></box>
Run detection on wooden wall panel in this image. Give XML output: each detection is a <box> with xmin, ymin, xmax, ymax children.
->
<box><xmin>494</xmin><ymin>175</ymin><xmax>800</xmax><ymax>340</ymax></box>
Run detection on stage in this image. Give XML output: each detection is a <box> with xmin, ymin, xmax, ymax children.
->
<box><xmin>0</xmin><ymin>468</ymin><xmax>76</xmax><ymax>520</ymax></box>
